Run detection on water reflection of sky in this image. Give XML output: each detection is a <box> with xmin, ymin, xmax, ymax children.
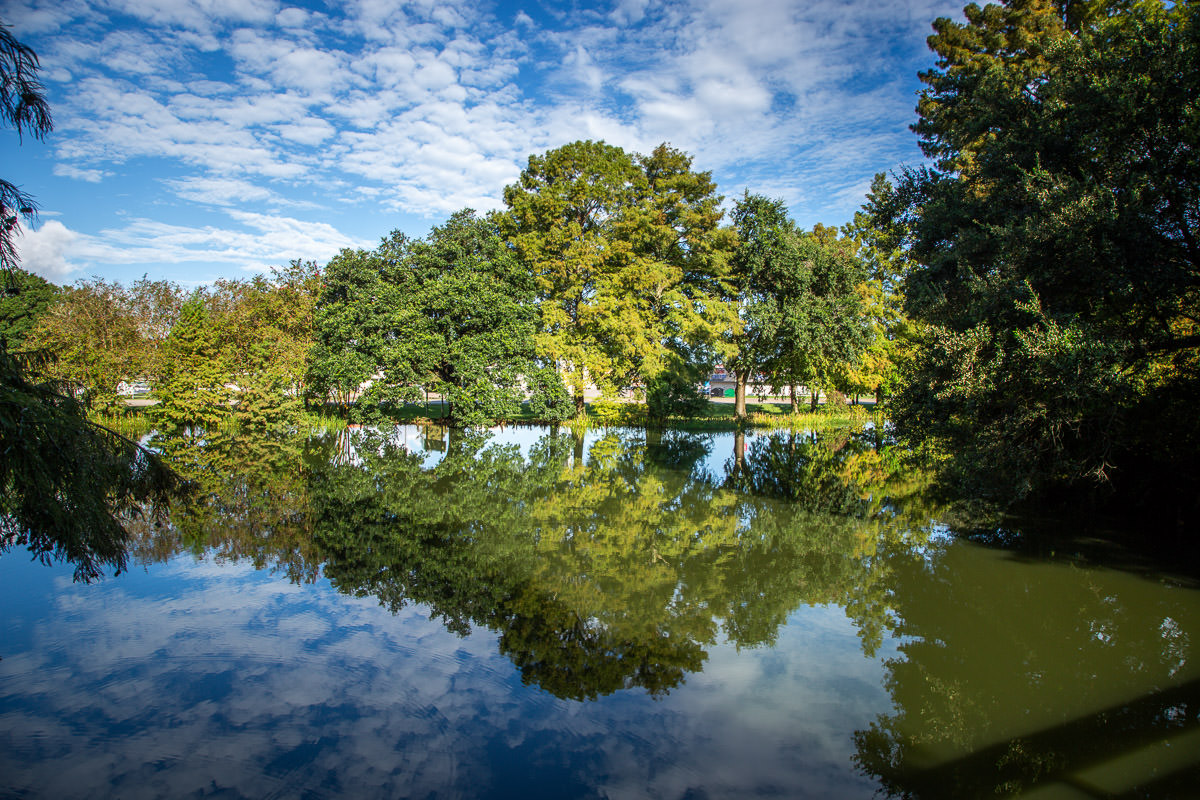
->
<box><xmin>0</xmin><ymin>550</ymin><xmax>894</xmax><ymax>799</ymax></box>
<box><xmin>391</xmin><ymin>423</ymin><xmax>762</xmax><ymax>477</ymax></box>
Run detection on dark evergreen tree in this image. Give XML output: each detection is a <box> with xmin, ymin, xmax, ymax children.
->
<box><xmin>885</xmin><ymin>0</ymin><xmax>1200</xmax><ymax>508</ymax></box>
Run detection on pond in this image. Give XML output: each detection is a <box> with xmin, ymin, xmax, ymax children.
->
<box><xmin>1</xmin><ymin>424</ymin><xmax>1197</xmax><ymax>798</ymax></box>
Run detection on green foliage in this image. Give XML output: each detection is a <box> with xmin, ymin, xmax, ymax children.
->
<box><xmin>153</xmin><ymin>298</ymin><xmax>231</xmax><ymax>431</ymax></box>
<box><xmin>0</xmin><ymin>266</ymin><xmax>56</xmax><ymax>348</ymax></box>
<box><xmin>525</xmin><ymin>364</ymin><xmax>572</xmax><ymax>422</ymax></box>
<box><xmin>125</xmin><ymin>275</ymin><xmax>185</xmax><ymax>384</ymax></box>
<box><xmin>407</xmin><ymin>211</ymin><xmax>538</xmax><ymax>426</ymax></box>
<box><xmin>0</xmin><ymin>345</ymin><xmax>180</xmax><ymax>581</ymax></box>
<box><xmin>22</xmin><ymin>279</ymin><xmax>149</xmax><ymax>412</ymax></box>
<box><xmin>588</xmin><ymin>397</ymin><xmax>646</xmax><ymax>427</ymax></box>
<box><xmin>219</xmin><ymin>265</ymin><xmax>317</xmax><ymax>431</ymax></box>
<box><xmin>773</xmin><ymin>227</ymin><xmax>869</xmax><ymax>400</ymax></box>
<box><xmin>307</xmin><ymin>245</ymin><xmax>391</xmax><ymax>411</ymax></box>
<box><xmin>889</xmin><ymin>0</ymin><xmax>1200</xmax><ymax>504</ymax></box>
<box><xmin>500</xmin><ymin>140</ymin><xmax>732</xmax><ymax>416</ymax></box>
<box><xmin>839</xmin><ymin>175</ymin><xmax>921</xmax><ymax>401</ymax></box>
<box><xmin>645</xmin><ymin>361</ymin><xmax>709</xmax><ymax>423</ymax></box>
<box><xmin>725</xmin><ymin>193</ymin><xmax>868</xmax><ymax>414</ymax></box>
<box><xmin>128</xmin><ymin>264</ymin><xmax>318</xmax><ymax>434</ymax></box>
<box><xmin>233</xmin><ymin>362</ymin><xmax>302</xmax><ymax>433</ymax></box>
<box><xmin>724</xmin><ymin>192</ymin><xmax>791</xmax><ymax>392</ymax></box>
<box><xmin>310</xmin><ymin>211</ymin><xmax>539</xmax><ymax>427</ymax></box>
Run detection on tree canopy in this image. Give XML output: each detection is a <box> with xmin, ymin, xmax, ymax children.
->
<box><xmin>310</xmin><ymin>211</ymin><xmax>554</xmax><ymax>426</ymax></box>
<box><xmin>885</xmin><ymin>0</ymin><xmax>1200</xmax><ymax>506</ymax></box>
<box><xmin>0</xmin><ymin>265</ymin><xmax>56</xmax><ymax>348</ymax></box>
<box><xmin>500</xmin><ymin>140</ymin><xmax>733</xmax><ymax>417</ymax></box>
<box><xmin>723</xmin><ymin>193</ymin><xmax>868</xmax><ymax>416</ymax></box>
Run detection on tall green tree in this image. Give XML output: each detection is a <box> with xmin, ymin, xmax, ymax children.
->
<box><xmin>126</xmin><ymin>275</ymin><xmax>184</xmax><ymax>385</ymax></box>
<box><xmin>724</xmin><ymin>194</ymin><xmax>867</xmax><ymax>416</ymax></box>
<box><xmin>0</xmin><ymin>265</ymin><xmax>56</xmax><ymax>348</ymax></box>
<box><xmin>500</xmin><ymin>140</ymin><xmax>731</xmax><ymax>417</ymax></box>
<box><xmin>308</xmin><ymin>242</ymin><xmax>398</xmax><ymax>413</ymax></box>
<box><xmin>396</xmin><ymin>210</ymin><xmax>540</xmax><ymax>426</ymax></box>
<box><xmin>724</xmin><ymin>192</ymin><xmax>790</xmax><ymax>417</ymax></box>
<box><xmin>23</xmin><ymin>279</ymin><xmax>148</xmax><ymax>412</ymax></box>
<box><xmin>889</xmin><ymin>0</ymin><xmax>1200</xmax><ymax>505</ymax></box>
<box><xmin>839</xmin><ymin>175</ymin><xmax>920</xmax><ymax>403</ymax></box>
<box><xmin>217</xmin><ymin>264</ymin><xmax>317</xmax><ymax>431</ymax></box>
<box><xmin>309</xmin><ymin>212</ymin><xmax>549</xmax><ymax>426</ymax></box>
<box><xmin>500</xmin><ymin>141</ymin><xmax>641</xmax><ymax>416</ymax></box>
<box><xmin>772</xmin><ymin>224</ymin><xmax>869</xmax><ymax>411</ymax></box>
<box><xmin>154</xmin><ymin>297</ymin><xmax>231</xmax><ymax>432</ymax></box>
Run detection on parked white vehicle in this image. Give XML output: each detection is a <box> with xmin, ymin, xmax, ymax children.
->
<box><xmin>117</xmin><ymin>381</ymin><xmax>151</xmax><ymax>396</ymax></box>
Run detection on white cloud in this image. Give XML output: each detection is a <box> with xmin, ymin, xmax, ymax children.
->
<box><xmin>15</xmin><ymin>212</ymin><xmax>371</xmax><ymax>278</ymax></box>
<box><xmin>612</xmin><ymin>0</ymin><xmax>651</xmax><ymax>26</ymax></box>
<box><xmin>163</xmin><ymin>176</ymin><xmax>276</xmax><ymax>206</ymax></box>
<box><xmin>14</xmin><ymin>220</ymin><xmax>79</xmax><ymax>278</ymax></box>
<box><xmin>6</xmin><ymin>0</ymin><xmax>966</xmax><ymax>279</ymax></box>
<box><xmin>104</xmin><ymin>0</ymin><xmax>280</xmax><ymax>32</ymax></box>
<box><xmin>53</xmin><ymin>163</ymin><xmax>110</xmax><ymax>182</ymax></box>
<box><xmin>563</xmin><ymin>44</ymin><xmax>605</xmax><ymax>93</ymax></box>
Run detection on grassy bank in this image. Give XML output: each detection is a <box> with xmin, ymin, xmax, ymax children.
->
<box><xmin>90</xmin><ymin>406</ymin><xmax>351</xmax><ymax>439</ymax></box>
<box><xmin>98</xmin><ymin>397</ymin><xmax>880</xmax><ymax>436</ymax></box>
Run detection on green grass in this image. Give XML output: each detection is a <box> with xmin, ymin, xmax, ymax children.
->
<box><xmin>295</xmin><ymin>409</ymin><xmax>349</xmax><ymax>434</ymax></box>
<box><xmin>577</xmin><ymin>398</ymin><xmax>880</xmax><ymax>432</ymax></box>
<box><xmin>678</xmin><ymin>402</ymin><xmax>875</xmax><ymax>431</ymax></box>
<box><xmin>113</xmin><ymin>397</ymin><xmax>880</xmax><ymax>436</ymax></box>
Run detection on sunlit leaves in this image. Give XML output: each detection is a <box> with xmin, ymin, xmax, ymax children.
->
<box><xmin>500</xmin><ymin>140</ymin><xmax>732</xmax><ymax>415</ymax></box>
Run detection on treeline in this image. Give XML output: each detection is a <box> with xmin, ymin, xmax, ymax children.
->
<box><xmin>8</xmin><ymin>142</ymin><xmax>910</xmax><ymax>430</ymax></box>
<box><xmin>6</xmin><ymin>263</ymin><xmax>318</xmax><ymax>429</ymax></box>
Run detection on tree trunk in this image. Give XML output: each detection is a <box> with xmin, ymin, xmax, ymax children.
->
<box><xmin>573</xmin><ymin>428</ymin><xmax>585</xmax><ymax>467</ymax></box>
<box><xmin>573</xmin><ymin>366</ymin><xmax>587</xmax><ymax>419</ymax></box>
<box><xmin>734</xmin><ymin>370</ymin><xmax>748</xmax><ymax>418</ymax></box>
<box><xmin>789</xmin><ymin>385</ymin><xmax>798</xmax><ymax>414</ymax></box>
<box><xmin>810</xmin><ymin>388</ymin><xmax>819</xmax><ymax>412</ymax></box>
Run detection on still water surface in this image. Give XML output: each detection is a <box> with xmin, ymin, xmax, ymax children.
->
<box><xmin>1</xmin><ymin>425</ymin><xmax>1197</xmax><ymax>798</ymax></box>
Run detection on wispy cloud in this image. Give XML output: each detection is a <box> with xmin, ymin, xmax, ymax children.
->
<box><xmin>16</xmin><ymin>211</ymin><xmax>371</xmax><ymax>280</ymax></box>
<box><xmin>3</xmin><ymin>0</ymin><xmax>964</xmax><ymax>280</ymax></box>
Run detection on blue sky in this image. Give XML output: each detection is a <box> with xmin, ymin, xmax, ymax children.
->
<box><xmin>2</xmin><ymin>0</ymin><xmax>963</xmax><ymax>286</ymax></box>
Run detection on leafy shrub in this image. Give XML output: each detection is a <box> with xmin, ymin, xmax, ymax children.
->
<box><xmin>526</xmin><ymin>366</ymin><xmax>572</xmax><ymax>422</ymax></box>
<box><xmin>646</xmin><ymin>369</ymin><xmax>709</xmax><ymax>422</ymax></box>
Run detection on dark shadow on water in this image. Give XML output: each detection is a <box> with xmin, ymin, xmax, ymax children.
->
<box><xmin>856</xmin><ymin>678</ymin><xmax>1200</xmax><ymax>799</ymax></box>
<box><xmin>953</xmin><ymin>510</ymin><xmax>1200</xmax><ymax>587</ymax></box>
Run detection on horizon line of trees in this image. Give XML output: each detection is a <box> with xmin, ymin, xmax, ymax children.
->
<box><xmin>8</xmin><ymin>141</ymin><xmax>910</xmax><ymax>430</ymax></box>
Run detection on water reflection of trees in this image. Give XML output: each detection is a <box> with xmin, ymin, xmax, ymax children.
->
<box><xmin>124</xmin><ymin>424</ymin><xmax>1200</xmax><ymax>790</ymax></box>
<box><xmin>138</xmin><ymin>424</ymin><xmax>941</xmax><ymax>700</ymax></box>
<box><xmin>852</xmin><ymin>540</ymin><xmax>1200</xmax><ymax>798</ymax></box>
<box><xmin>132</xmin><ymin>432</ymin><xmax>320</xmax><ymax>584</ymax></box>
